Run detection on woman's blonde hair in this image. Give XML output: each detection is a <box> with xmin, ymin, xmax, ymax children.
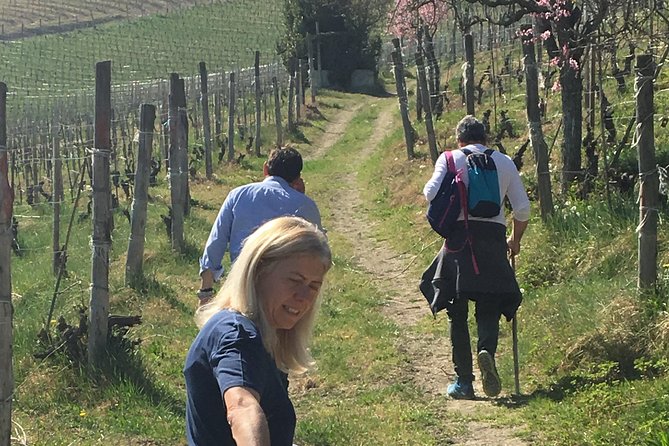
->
<box><xmin>195</xmin><ymin>216</ymin><xmax>331</xmax><ymax>373</ymax></box>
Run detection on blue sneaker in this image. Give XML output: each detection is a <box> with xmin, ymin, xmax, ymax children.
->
<box><xmin>477</xmin><ymin>350</ymin><xmax>502</xmax><ymax>397</ymax></box>
<box><xmin>447</xmin><ymin>379</ymin><xmax>475</xmax><ymax>400</ymax></box>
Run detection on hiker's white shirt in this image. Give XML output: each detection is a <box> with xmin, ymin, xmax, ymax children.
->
<box><xmin>423</xmin><ymin>144</ymin><xmax>531</xmax><ymax>226</ymax></box>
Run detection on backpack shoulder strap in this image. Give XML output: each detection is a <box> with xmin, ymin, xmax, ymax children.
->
<box><xmin>445</xmin><ymin>150</ymin><xmax>456</xmax><ymax>172</ymax></box>
<box><xmin>484</xmin><ymin>148</ymin><xmax>495</xmax><ymax>156</ymax></box>
<box><xmin>461</xmin><ymin>148</ymin><xmax>471</xmax><ymax>156</ymax></box>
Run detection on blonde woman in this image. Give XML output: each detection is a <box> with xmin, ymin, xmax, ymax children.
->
<box><xmin>184</xmin><ymin>216</ymin><xmax>332</xmax><ymax>446</ymax></box>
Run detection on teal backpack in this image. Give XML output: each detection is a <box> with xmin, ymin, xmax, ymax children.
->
<box><xmin>461</xmin><ymin>148</ymin><xmax>501</xmax><ymax>218</ymax></box>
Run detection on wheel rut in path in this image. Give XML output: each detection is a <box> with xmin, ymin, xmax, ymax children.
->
<box><xmin>311</xmin><ymin>97</ymin><xmax>529</xmax><ymax>446</ymax></box>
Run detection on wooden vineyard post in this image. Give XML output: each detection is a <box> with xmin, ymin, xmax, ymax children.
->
<box><xmin>635</xmin><ymin>55</ymin><xmax>658</xmax><ymax>291</ymax></box>
<box><xmin>391</xmin><ymin>38</ymin><xmax>414</xmax><ymax>160</ymax></box>
<box><xmin>464</xmin><ymin>33</ymin><xmax>476</xmax><ymax>116</ymax></box>
<box><xmin>415</xmin><ymin>48</ymin><xmax>438</xmax><ymax>163</ymax></box>
<box><xmin>254</xmin><ymin>51</ymin><xmax>262</xmax><ymax>156</ymax></box>
<box><xmin>88</xmin><ymin>61</ymin><xmax>112</xmax><ymax>367</ymax></box>
<box><xmin>415</xmin><ymin>27</ymin><xmax>424</xmax><ymax>122</ymax></box>
<box><xmin>296</xmin><ymin>60</ymin><xmax>303</xmax><ymax>123</ymax></box>
<box><xmin>422</xmin><ymin>24</ymin><xmax>442</xmax><ymax>115</ymax></box>
<box><xmin>287</xmin><ymin>58</ymin><xmax>296</xmax><ymax>133</ymax></box>
<box><xmin>307</xmin><ymin>33</ymin><xmax>317</xmax><ymax>103</ymax></box>
<box><xmin>52</xmin><ymin>132</ymin><xmax>63</xmax><ymax>275</ymax></box>
<box><xmin>125</xmin><ymin>104</ymin><xmax>155</xmax><ymax>287</ymax></box>
<box><xmin>199</xmin><ymin>62</ymin><xmax>213</xmax><ymax>179</ymax></box>
<box><xmin>214</xmin><ymin>91</ymin><xmax>222</xmax><ymax>160</ymax></box>
<box><xmin>227</xmin><ymin>72</ymin><xmax>236</xmax><ymax>163</ymax></box>
<box><xmin>520</xmin><ymin>24</ymin><xmax>553</xmax><ymax>220</ymax></box>
<box><xmin>168</xmin><ymin>73</ymin><xmax>184</xmax><ymax>252</ymax></box>
<box><xmin>176</xmin><ymin>77</ymin><xmax>190</xmax><ymax>217</ymax></box>
<box><xmin>273</xmin><ymin>76</ymin><xmax>282</xmax><ymax>147</ymax></box>
<box><xmin>315</xmin><ymin>21</ymin><xmax>323</xmax><ymax>88</ymax></box>
<box><xmin>0</xmin><ymin>81</ymin><xmax>14</xmax><ymax>446</ymax></box>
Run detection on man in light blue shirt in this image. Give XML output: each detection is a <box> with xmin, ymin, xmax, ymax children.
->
<box><xmin>197</xmin><ymin>147</ymin><xmax>322</xmax><ymax>303</ymax></box>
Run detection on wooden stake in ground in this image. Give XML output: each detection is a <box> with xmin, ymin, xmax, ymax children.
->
<box><xmin>0</xmin><ymin>81</ymin><xmax>14</xmax><ymax>446</ymax></box>
<box><xmin>520</xmin><ymin>24</ymin><xmax>553</xmax><ymax>220</ymax></box>
<box><xmin>168</xmin><ymin>73</ymin><xmax>184</xmax><ymax>251</ymax></box>
<box><xmin>227</xmin><ymin>72</ymin><xmax>236</xmax><ymax>163</ymax></box>
<box><xmin>125</xmin><ymin>104</ymin><xmax>155</xmax><ymax>287</ymax></box>
<box><xmin>272</xmin><ymin>76</ymin><xmax>282</xmax><ymax>147</ymax></box>
<box><xmin>254</xmin><ymin>51</ymin><xmax>262</xmax><ymax>157</ymax></box>
<box><xmin>89</xmin><ymin>61</ymin><xmax>112</xmax><ymax>367</ymax></box>
<box><xmin>307</xmin><ymin>33</ymin><xmax>317</xmax><ymax>104</ymax></box>
<box><xmin>635</xmin><ymin>54</ymin><xmax>658</xmax><ymax>291</ymax></box>
<box><xmin>391</xmin><ymin>42</ymin><xmax>414</xmax><ymax>160</ymax></box>
<box><xmin>52</xmin><ymin>132</ymin><xmax>63</xmax><ymax>275</ymax></box>
<box><xmin>415</xmin><ymin>48</ymin><xmax>438</xmax><ymax>163</ymax></box>
<box><xmin>287</xmin><ymin>58</ymin><xmax>296</xmax><ymax>133</ymax></box>
<box><xmin>464</xmin><ymin>33</ymin><xmax>476</xmax><ymax>116</ymax></box>
<box><xmin>199</xmin><ymin>62</ymin><xmax>213</xmax><ymax>179</ymax></box>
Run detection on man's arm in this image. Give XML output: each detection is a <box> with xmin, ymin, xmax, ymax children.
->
<box><xmin>507</xmin><ymin>218</ymin><xmax>528</xmax><ymax>256</ymax></box>
<box><xmin>224</xmin><ymin>386</ymin><xmax>270</xmax><ymax>446</ymax></box>
<box><xmin>199</xmin><ymin>197</ymin><xmax>234</xmax><ymax>293</ymax></box>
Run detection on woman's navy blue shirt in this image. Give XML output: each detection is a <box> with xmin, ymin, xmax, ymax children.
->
<box><xmin>184</xmin><ymin>310</ymin><xmax>296</xmax><ymax>445</ymax></box>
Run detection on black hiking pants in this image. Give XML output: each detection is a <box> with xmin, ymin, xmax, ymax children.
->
<box><xmin>447</xmin><ymin>293</ymin><xmax>503</xmax><ymax>384</ymax></box>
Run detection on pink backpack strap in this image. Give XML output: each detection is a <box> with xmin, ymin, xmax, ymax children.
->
<box><xmin>446</xmin><ymin>151</ymin><xmax>479</xmax><ymax>275</ymax></box>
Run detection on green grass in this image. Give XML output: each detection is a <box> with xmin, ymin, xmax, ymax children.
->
<box><xmin>7</xmin><ymin>43</ymin><xmax>669</xmax><ymax>445</ymax></box>
<box><xmin>0</xmin><ymin>0</ymin><xmax>283</xmax><ymax>103</ymax></box>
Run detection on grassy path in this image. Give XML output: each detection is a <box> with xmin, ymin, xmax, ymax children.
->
<box><xmin>298</xmin><ymin>92</ymin><xmax>530</xmax><ymax>445</ymax></box>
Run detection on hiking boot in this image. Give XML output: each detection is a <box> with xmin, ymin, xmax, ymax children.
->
<box><xmin>447</xmin><ymin>379</ymin><xmax>475</xmax><ymax>400</ymax></box>
<box><xmin>477</xmin><ymin>350</ymin><xmax>502</xmax><ymax>397</ymax></box>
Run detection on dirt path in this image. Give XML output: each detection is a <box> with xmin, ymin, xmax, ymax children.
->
<box><xmin>303</xmin><ymin>101</ymin><xmax>364</xmax><ymax>161</ymax></box>
<box><xmin>312</xmin><ymin>96</ymin><xmax>529</xmax><ymax>446</ymax></box>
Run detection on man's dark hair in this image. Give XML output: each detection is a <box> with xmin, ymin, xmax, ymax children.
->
<box><xmin>267</xmin><ymin>147</ymin><xmax>303</xmax><ymax>183</ymax></box>
<box><xmin>456</xmin><ymin>115</ymin><xmax>487</xmax><ymax>144</ymax></box>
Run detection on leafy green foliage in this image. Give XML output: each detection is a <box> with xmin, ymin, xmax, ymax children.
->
<box><xmin>279</xmin><ymin>0</ymin><xmax>389</xmax><ymax>87</ymax></box>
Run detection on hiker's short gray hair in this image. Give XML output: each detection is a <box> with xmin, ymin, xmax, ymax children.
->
<box><xmin>456</xmin><ymin>115</ymin><xmax>487</xmax><ymax>144</ymax></box>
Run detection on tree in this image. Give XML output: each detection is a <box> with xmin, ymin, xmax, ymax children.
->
<box><xmin>279</xmin><ymin>0</ymin><xmax>391</xmax><ymax>88</ymax></box>
<box><xmin>388</xmin><ymin>0</ymin><xmax>449</xmax><ymax>37</ymax></box>
<box><xmin>458</xmin><ymin>0</ymin><xmax>610</xmax><ymax>192</ymax></box>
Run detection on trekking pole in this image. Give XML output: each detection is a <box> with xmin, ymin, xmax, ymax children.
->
<box><xmin>510</xmin><ymin>254</ymin><xmax>521</xmax><ymax>396</ymax></box>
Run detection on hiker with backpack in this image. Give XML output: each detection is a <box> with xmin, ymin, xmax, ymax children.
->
<box><xmin>421</xmin><ymin>115</ymin><xmax>530</xmax><ymax>399</ymax></box>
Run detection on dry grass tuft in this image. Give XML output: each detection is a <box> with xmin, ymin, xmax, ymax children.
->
<box><xmin>651</xmin><ymin>310</ymin><xmax>669</xmax><ymax>355</ymax></box>
<box><xmin>561</xmin><ymin>296</ymin><xmax>650</xmax><ymax>378</ymax></box>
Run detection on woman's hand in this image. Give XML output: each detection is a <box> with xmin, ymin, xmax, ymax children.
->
<box><xmin>290</xmin><ymin>177</ymin><xmax>305</xmax><ymax>193</ymax></box>
<box><xmin>224</xmin><ymin>386</ymin><xmax>270</xmax><ymax>446</ymax></box>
